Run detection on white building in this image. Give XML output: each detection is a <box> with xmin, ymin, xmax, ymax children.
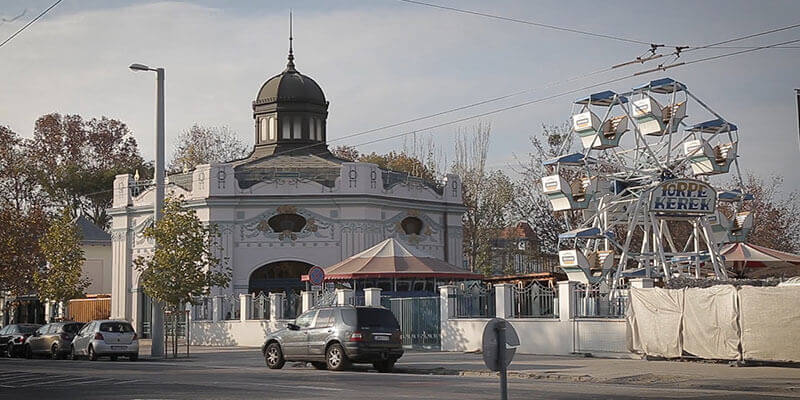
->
<box><xmin>108</xmin><ymin>46</ymin><xmax>466</xmax><ymax>334</ymax></box>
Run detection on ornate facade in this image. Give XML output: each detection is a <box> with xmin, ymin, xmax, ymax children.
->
<box><xmin>108</xmin><ymin>44</ymin><xmax>465</xmax><ymax>333</ymax></box>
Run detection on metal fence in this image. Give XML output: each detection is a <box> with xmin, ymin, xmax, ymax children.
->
<box><xmin>221</xmin><ymin>295</ymin><xmax>240</xmax><ymax>320</ymax></box>
<box><xmin>192</xmin><ymin>297</ymin><xmax>212</xmax><ymax>321</ymax></box>
<box><xmin>282</xmin><ymin>292</ymin><xmax>301</xmax><ymax>320</ymax></box>
<box><xmin>451</xmin><ymin>282</ymin><xmax>495</xmax><ymax>318</ymax></box>
<box><xmin>351</xmin><ymin>295</ymin><xmax>366</xmax><ymax>306</ymax></box>
<box><xmin>511</xmin><ymin>281</ymin><xmax>558</xmax><ymax>318</ymax></box>
<box><xmin>573</xmin><ymin>283</ymin><xmax>629</xmax><ymax>318</ymax></box>
<box><xmin>389</xmin><ymin>296</ymin><xmax>441</xmax><ymax>349</ymax></box>
<box><xmin>250</xmin><ymin>293</ymin><xmax>270</xmax><ymax>320</ymax></box>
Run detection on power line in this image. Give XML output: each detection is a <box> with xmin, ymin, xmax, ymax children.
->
<box><xmin>684</xmin><ymin>22</ymin><xmax>800</xmax><ymax>53</ymax></box>
<box><xmin>396</xmin><ymin>0</ymin><xmax>655</xmax><ymax>46</ymax></box>
<box><xmin>0</xmin><ymin>0</ymin><xmax>62</xmax><ymax>50</ymax></box>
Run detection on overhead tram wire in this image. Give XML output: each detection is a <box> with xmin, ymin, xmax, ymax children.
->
<box><xmin>0</xmin><ymin>0</ymin><xmax>62</xmax><ymax>50</ymax></box>
<box><xmin>395</xmin><ymin>0</ymin><xmax>658</xmax><ymax>47</ymax></box>
<box><xmin>683</xmin><ymin>22</ymin><xmax>800</xmax><ymax>53</ymax></box>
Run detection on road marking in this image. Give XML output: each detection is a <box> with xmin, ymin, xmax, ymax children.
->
<box><xmin>15</xmin><ymin>375</ymin><xmax>96</xmax><ymax>387</ymax></box>
<box><xmin>245</xmin><ymin>382</ymin><xmax>345</xmax><ymax>392</ymax></box>
<box><xmin>72</xmin><ymin>377</ymin><xmax>116</xmax><ymax>385</ymax></box>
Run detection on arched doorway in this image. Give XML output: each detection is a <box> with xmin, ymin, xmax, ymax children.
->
<box><xmin>248</xmin><ymin>261</ymin><xmax>313</xmax><ymax>295</ymax></box>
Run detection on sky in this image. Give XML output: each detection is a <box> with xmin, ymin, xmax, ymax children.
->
<box><xmin>1</xmin><ymin>0</ymin><xmax>799</xmax><ymax>191</ymax></box>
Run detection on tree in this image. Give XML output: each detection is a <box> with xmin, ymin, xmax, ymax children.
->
<box><xmin>512</xmin><ymin>122</ymin><xmax>576</xmax><ymax>254</ymax></box>
<box><xmin>452</xmin><ymin>122</ymin><xmax>514</xmax><ymax>275</ymax></box>
<box><xmin>133</xmin><ymin>196</ymin><xmax>230</xmax><ymax>356</ymax></box>
<box><xmin>723</xmin><ymin>173</ymin><xmax>800</xmax><ymax>254</ymax></box>
<box><xmin>35</xmin><ymin>208</ymin><xmax>89</xmax><ymax>305</ymax></box>
<box><xmin>0</xmin><ymin>126</ymin><xmax>49</xmax><ymax>296</ymax></box>
<box><xmin>28</xmin><ymin>113</ymin><xmax>145</xmax><ymax>228</ymax></box>
<box><xmin>169</xmin><ymin>124</ymin><xmax>248</xmax><ymax>172</ymax></box>
<box><xmin>331</xmin><ymin>145</ymin><xmax>439</xmax><ymax>182</ymax></box>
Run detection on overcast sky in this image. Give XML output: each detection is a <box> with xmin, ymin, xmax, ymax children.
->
<box><xmin>1</xmin><ymin>0</ymin><xmax>798</xmax><ymax>190</ymax></box>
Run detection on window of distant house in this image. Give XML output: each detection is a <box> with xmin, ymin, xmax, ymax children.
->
<box><xmin>401</xmin><ymin>217</ymin><xmax>423</xmax><ymax>235</ymax></box>
<box><xmin>268</xmin><ymin>214</ymin><xmax>307</xmax><ymax>233</ymax></box>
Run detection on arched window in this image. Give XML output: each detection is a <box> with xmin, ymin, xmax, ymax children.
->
<box><xmin>401</xmin><ymin>217</ymin><xmax>423</xmax><ymax>235</ymax></box>
<box><xmin>293</xmin><ymin>118</ymin><xmax>301</xmax><ymax>139</ymax></box>
<box><xmin>260</xmin><ymin>118</ymin><xmax>268</xmax><ymax>142</ymax></box>
<box><xmin>268</xmin><ymin>214</ymin><xmax>307</xmax><ymax>233</ymax></box>
<box><xmin>269</xmin><ymin>117</ymin><xmax>276</xmax><ymax>140</ymax></box>
<box><xmin>282</xmin><ymin>118</ymin><xmax>291</xmax><ymax>139</ymax></box>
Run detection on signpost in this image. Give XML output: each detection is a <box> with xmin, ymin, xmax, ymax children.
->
<box><xmin>482</xmin><ymin>318</ymin><xmax>520</xmax><ymax>400</ymax></box>
<box><xmin>308</xmin><ymin>266</ymin><xmax>325</xmax><ymax>286</ymax></box>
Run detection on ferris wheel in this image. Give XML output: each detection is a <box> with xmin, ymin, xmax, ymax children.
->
<box><xmin>541</xmin><ymin>78</ymin><xmax>753</xmax><ymax>284</ymax></box>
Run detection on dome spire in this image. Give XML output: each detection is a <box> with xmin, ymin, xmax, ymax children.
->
<box><xmin>287</xmin><ymin>11</ymin><xmax>295</xmax><ymax>70</ymax></box>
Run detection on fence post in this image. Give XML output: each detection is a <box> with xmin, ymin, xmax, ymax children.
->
<box><xmin>212</xmin><ymin>295</ymin><xmax>223</xmax><ymax>322</ymax></box>
<box><xmin>335</xmin><ymin>288</ymin><xmax>354</xmax><ymax>305</ymax></box>
<box><xmin>558</xmin><ymin>281</ymin><xmax>576</xmax><ymax>322</ymax></box>
<box><xmin>494</xmin><ymin>284</ymin><xmax>513</xmax><ymax>319</ymax></box>
<box><xmin>270</xmin><ymin>292</ymin><xmax>284</xmax><ymax>321</ymax></box>
<box><xmin>364</xmin><ymin>287</ymin><xmax>382</xmax><ymax>307</ymax></box>
<box><xmin>439</xmin><ymin>285</ymin><xmax>456</xmax><ymax>321</ymax></box>
<box><xmin>301</xmin><ymin>291</ymin><xmax>313</xmax><ymax>312</ymax></box>
<box><xmin>240</xmin><ymin>294</ymin><xmax>251</xmax><ymax>322</ymax></box>
<box><xmin>629</xmin><ymin>278</ymin><xmax>654</xmax><ymax>289</ymax></box>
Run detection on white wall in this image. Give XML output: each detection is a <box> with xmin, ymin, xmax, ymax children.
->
<box><xmin>82</xmin><ymin>244</ymin><xmax>112</xmax><ymax>295</ymax></box>
<box><xmin>190</xmin><ymin>319</ymin><xmax>291</xmax><ymax>347</ymax></box>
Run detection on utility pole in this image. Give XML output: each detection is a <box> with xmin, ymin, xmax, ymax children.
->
<box><xmin>795</xmin><ymin>89</ymin><xmax>800</xmax><ymax>152</ymax></box>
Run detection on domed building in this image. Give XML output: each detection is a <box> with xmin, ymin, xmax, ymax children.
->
<box><xmin>108</xmin><ymin>43</ymin><xmax>465</xmax><ymax>335</ymax></box>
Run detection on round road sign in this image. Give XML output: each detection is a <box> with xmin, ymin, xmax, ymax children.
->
<box><xmin>482</xmin><ymin>318</ymin><xmax>520</xmax><ymax>372</ymax></box>
<box><xmin>308</xmin><ymin>266</ymin><xmax>325</xmax><ymax>286</ymax></box>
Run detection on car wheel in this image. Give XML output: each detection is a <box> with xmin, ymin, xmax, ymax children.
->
<box><xmin>311</xmin><ymin>362</ymin><xmax>327</xmax><ymax>370</ymax></box>
<box><xmin>6</xmin><ymin>343</ymin><xmax>15</xmax><ymax>358</ymax></box>
<box><xmin>373</xmin><ymin>360</ymin><xmax>395</xmax><ymax>373</ymax></box>
<box><xmin>24</xmin><ymin>345</ymin><xmax>32</xmax><ymax>359</ymax></box>
<box><xmin>129</xmin><ymin>353</ymin><xmax>138</xmax><ymax>361</ymax></box>
<box><xmin>325</xmin><ymin>343</ymin><xmax>350</xmax><ymax>371</ymax></box>
<box><xmin>51</xmin><ymin>344</ymin><xmax>60</xmax><ymax>360</ymax></box>
<box><xmin>264</xmin><ymin>343</ymin><xmax>285</xmax><ymax>369</ymax></box>
<box><xmin>88</xmin><ymin>346</ymin><xmax>97</xmax><ymax>361</ymax></box>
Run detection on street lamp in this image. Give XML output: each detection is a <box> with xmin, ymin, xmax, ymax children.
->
<box><xmin>130</xmin><ymin>62</ymin><xmax>165</xmax><ymax>359</ymax></box>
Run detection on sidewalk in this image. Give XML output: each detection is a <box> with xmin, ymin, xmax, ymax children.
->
<box><xmin>396</xmin><ymin>351</ymin><xmax>800</xmax><ymax>394</ymax></box>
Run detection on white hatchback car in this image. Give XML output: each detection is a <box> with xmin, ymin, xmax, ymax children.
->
<box><xmin>71</xmin><ymin>320</ymin><xmax>139</xmax><ymax>361</ymax></box>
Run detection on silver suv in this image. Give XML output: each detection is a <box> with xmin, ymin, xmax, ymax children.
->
<box><xmin>262</xmin><ymin>306</ymin><xmax>403</xmax><ymax>372</ymax></box>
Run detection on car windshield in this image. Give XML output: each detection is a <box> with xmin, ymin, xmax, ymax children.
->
<box><xmin>63</xmin><ymin>323</ymin><xmax>83</xmax><ymax>334</ymax></box>
<box><xmin>18</xmin><ymin>325</ymin><xmax>39</xmax><ymax>334</ymax></box>
<box><xmin>99</xmin><ymin>322</ymin><xmax>134</xmax><ymax>333</ymax></box>
<box><xmin>356</xmin><ymin>308</ymin><xmax>399</xmax><ymax>329</ymax></box>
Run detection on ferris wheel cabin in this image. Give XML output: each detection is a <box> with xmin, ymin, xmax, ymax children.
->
<box><xmin>631</xmin><ymin>79</ymin><xmax>687</xmax><ymax>136</ymax></box>
<box><xmin>683</xmin><ymin>119</ymin><xmax>739</xmax><ymax>176</ymax></box>
<box><xmin>571</xmin><ymin>91</ymin><xmax>630</xmax><ymax>150</ymax></box>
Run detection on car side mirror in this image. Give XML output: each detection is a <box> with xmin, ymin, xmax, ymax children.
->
<box><xmin>287</xmin><ymin>323</ymin><xmax>300</xmax><ymax>331</ymax></box>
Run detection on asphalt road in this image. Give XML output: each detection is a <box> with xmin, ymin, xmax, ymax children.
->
<box><xmin>0</xmin><ymin>350</ymin><xmax>796</xmax><ymax>399</ymax></box>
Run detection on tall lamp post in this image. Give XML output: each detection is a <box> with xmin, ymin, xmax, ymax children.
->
<box><xmin>129</xmin><ymin>63</ymin><xmax>165</xmax><ymax>359</ymax></box>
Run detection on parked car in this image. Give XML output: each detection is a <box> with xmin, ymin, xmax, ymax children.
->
<box><xmin>261</xmin><ymin>305</ymin><xmax>403</xmax><ymax>372</ymax></box>
<box><xmin>70</xmin><ymin>320</ymin><xmax>139</xmax><ymax>361</ymax></box>
<box><xmin>0</xmin><ymin>324</ymin><xmax>41</xmax><ymax>358</ymax></box>
<box><xmin>24</xmin><ymin>322</ymin><xmax>84</xmax><ymax>359</ymax></box>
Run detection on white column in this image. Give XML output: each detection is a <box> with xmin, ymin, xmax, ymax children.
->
<box><xmin>335</xmin><ymin>288</ymin><xmax>354</xmax><ymax>305</ymax></box>
<box><xmin>240</xmin><ymin>294</ymin><xmax>251</xmax><ymax>322</ymax></box>
<box><xmin>44</xmin><ymin>301</ymin><xmax>52</xmax><ymax>323</ymax></box>
<box><xmin>558</xmin><ymin>281</ymin><xmax>576</xmax><ymax>322</ymax></box>
<box><xmin>494</xmin><ymin>284</ymin><xmax>513</xmax><ymax>319</ymax></box>
<box><xmin>439</xmin><ymin>285</ymin><xmax>456</xmax><ymax>322</ymax></box>
<box><xmin>364</xmin><ymin>288</ymin><xmax>382</xmax><ymax>307</ymax></box>
<box><xmin>270</xmin><ymin>292</ymin><xmax>284</xmax><ymax>321</ymax></box>
<box><xmin>301</xmin><ymin>291</ymin><xmax>313</xmax><ymax>313</ymax></box>
<box><xmin>212</xmin><ymin>295</ymin><xmax>223</xmax><ymax>322</ymax></box>
<box><xmin>629</xmin><ymin>278</ymin><xmax>654</xmax><ymax>289</ymax></box>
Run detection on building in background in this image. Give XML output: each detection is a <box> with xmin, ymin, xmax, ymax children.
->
<box><xmin>489</xmin><ymin>221</ymin><xmax>558</xmax><ymax>275</ymax></box>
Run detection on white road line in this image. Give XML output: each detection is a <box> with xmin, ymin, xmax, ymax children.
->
<box><xmin>15</xmin><ymin>376</ymin><xmax>97</xmax><ymax>388</ymax></box>
<box><xmin>245</xmin><ymin>382</ymin><xmax>345</xmax><ymax>392</ymax></box>
<box><xmin>114</xmin><ymin>379</ymin><xmax>141</xmax><ymax>385</ymax></box>
<box><xmin>0</xmin><ymin>375</ymin><xmax>52</xmax><ymax>385</ymax></box>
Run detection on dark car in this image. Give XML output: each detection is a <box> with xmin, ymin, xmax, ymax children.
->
<box><xmin>24</xmin><ymin>322</ymin><xmax>84</xmax><ymax>359</ymax></box>
<box><xmin>261</xmin><ymin>306</ymin><xmax>403</xmax><ymax>372</ymax></box>
<box><xmin>0</xmin><ymin>324</ymin><xmax>41</xmax><ymax>357</ymax></box>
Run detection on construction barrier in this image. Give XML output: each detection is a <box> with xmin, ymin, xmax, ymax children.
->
<box><xmin>68</xmin><ymin>297</ymin><xmax>111</xmax><ymax>322</ymax></box>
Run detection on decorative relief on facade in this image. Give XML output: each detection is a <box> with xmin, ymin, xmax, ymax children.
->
<box><xmin>241</xmin><ymin>206</ymin><xmax>334</xmax><ymax>242</ymax></box>
<box><xmin>217</xmin><ymin>170</ymin><xmax>226</xmax><ymax>189</ymax></box>
<box><xmin>383</xmin><ymin>210</ymin><xmax>440</xmax><ymax>245</ymax></box>
<box><xmin>348</xmin><ymin>168</ymin><xmax>357</xmax><ymax>188</ymax></box>
<box><xmin>198</xmin><ymin>172</ymin><xmax>205</xmax><ymax>191</ymax></box>
<box><xmin>370</xmin><ymin>169</ymin><xmax>377</xmax><ymax>189</ymax></box>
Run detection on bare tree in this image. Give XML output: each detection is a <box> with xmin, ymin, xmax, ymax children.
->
<box><xmin>169</xmin><ymin>124</ymin><xmax>248</xmax><ymax>172</ymax></box>
<box><xmin>452</xmin><ymin>122</ymin><xmax>514</xmax><ymax>275</ymax></box>
<box><xmin>511</xmin><ymin>122</ymin><xmax>576</xmax><ymax>254</ymax></box>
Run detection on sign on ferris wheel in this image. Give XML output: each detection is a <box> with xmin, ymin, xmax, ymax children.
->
<box><xmin>649</xmin><ymin>179</ymin><xmax>717</xmax><ymax>216</ymax></box>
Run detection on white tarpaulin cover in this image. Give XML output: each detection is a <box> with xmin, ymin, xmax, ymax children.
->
<box><xmin>739</xmin><ymin>286</ymin><xmax>800</xmax><ymax>362</ymax></box>
<box><xmin>682</xmin><ymin>285</ymin><xmax>740</xmax><ymax>359</ymax></box>
<box><xmin>627</xmin><ymin>287</ymin><xmax>684</xmax><ymax>358</ymax></box>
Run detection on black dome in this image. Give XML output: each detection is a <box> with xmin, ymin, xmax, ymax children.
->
<box><xmin>255</xmin><ymin>66</ymin><xmax>326</xmax><ymax>106</ymax></box>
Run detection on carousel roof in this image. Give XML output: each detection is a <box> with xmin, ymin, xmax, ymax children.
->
<box><xmin>720</xmin><ymin>242</ymin><xmax>800</xmax><ymax>266</ymax></box>
<box><xmin>304</xmin><ymin>238</ymin><xmax>483</xmax><ymax>280</ymax></box>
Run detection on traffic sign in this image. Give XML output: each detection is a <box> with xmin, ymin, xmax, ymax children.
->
<box><xmin>482</xmin><ymin>318</ymin><xmax>520</xmax><ymax>371</ymax></box>
<box><xmin>308</xmin><ymin>266</ymin><xmax>325</xmax><ymax>286</ymax></box>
